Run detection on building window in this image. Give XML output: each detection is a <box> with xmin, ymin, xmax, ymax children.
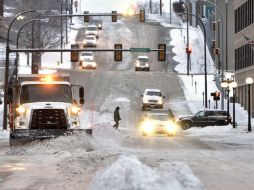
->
<box><xmin>235</xmin><ymin>0</ymin><xmax>254</xmax><ymax>33</ymax></box>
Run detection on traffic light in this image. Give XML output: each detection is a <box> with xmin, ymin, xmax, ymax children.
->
<box><xmin>186</xmin><ymin>47</ymin><xmax>192</xmax><ymax>54</ymax></box>
<box><xmin>211</xmin><ymin>91</ymin><xmax>220</xmax><ymax>101</ymax></box>
<box><xmin>158</xmin><ymin>44</ymin><xmax>166</xmax><ymax>61</ymax></box>
<box><xmin>215</xmin><ymin>48</ymin><xmax>220</xmax><ymax>55</ymax></box>
<box><xmin>114</xmin><ymin>44</ymin><xmax>122</xmax><ymax>61</ymax></box>
<box><xmin>211</xmin><ymin>40</ymin><xmax>215</xmax><ymax>49</ymax></box>
<box><xmin>212</xmin><ymin>21</ymin><xmax>216</xmax><ymax>30</ymax></box>
<box><xmin>71</xmin><ymin>44</ymin><xmax>79</xmax><ymax>62</ymax></box>
<box><xmin>84</xmin><ymin>11</ymin><xmax>89</xmax><ymax>22</ymax></box>
<box><xmin>140</xmin><ymin>10</ymin><xmax>145</xmax><ymax>22</ymax></box>
<box><xmin>112</xmin><ymin>11</ymin><xmax>117</xmax><ymax>22</ymax></box>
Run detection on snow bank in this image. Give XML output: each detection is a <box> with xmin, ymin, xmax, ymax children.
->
<box><xmin>0</xmin><ymin>129</ymin><xmax>9</xmax><ymax>140</ymax></box>
<box><xmin>89</xmin><ymin>155</ymin><xmax>204</xmax><ymax>190</ymax></box>
<box><xmin>185</xmin><ymin>125</ymin><xmax>254</xmax><ymax>145</ymax></box>
<box><xmin>7</xmin><ymin>133</ymin><xmax>95</xmax><ymax>156</ymax></box>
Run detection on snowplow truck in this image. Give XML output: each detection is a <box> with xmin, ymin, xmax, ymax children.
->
<box><xmin>8</xmin><ymin>74</ymin><xmax>91</xmax><ymax>146</ymax></box>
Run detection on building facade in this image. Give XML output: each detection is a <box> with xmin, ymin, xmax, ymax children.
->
<box><xmin>234</xmin><ymin>0</ymin><xmax>254</xmax><ymax>116</ymax></box>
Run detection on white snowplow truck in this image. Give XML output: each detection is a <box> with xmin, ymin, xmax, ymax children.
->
<box><xmin>8</xmin><ymin>74</ymin><xmax>90</xmax><ymax>146</ymax></box>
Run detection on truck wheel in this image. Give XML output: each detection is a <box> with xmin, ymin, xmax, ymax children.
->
<box><xmin>86</xmin><ymin>129</ymin><xmax>93</xmax><ymax>135</ymax></box>
<box><xmin>147</xmin><ymin>68</ymin><xmax>150</xmax><ymax>72</ymax></box>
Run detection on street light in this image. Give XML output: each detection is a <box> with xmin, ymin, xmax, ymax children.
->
<box><xmin>173</xmin><ymin>1</ymin><xmax>208</xmax><ymax>108</ymax></box>
<box><xmin>221</xmin><ymin>77</ymin><xmax>235</xmax><ymax>124</ymax></box>
<box><xmin>246</xmin><ymin>77</ymin><xmax>253</xmax><ymax>132</ymax></box>
<box><xmin>230</xmin><ymin>81</ymin><xmax>237</xmax><ymax>128</ymax></box>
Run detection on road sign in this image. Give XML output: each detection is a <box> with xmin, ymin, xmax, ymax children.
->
<box><xmin>130</xmin><ymin>48</ymin><xmax>150</xmax><ymax>52</ymax></box>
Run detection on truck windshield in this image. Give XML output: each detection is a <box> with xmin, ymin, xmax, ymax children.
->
<box><xmin>20</xmin><ymin>84</ymin><xmax>72</xmax><ymax>104</ymax></box>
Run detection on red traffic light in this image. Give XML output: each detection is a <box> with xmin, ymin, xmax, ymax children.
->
<box><xmin>186</xmin><ymin>47</ymin><xmax>192</xmax><ymax>54</ymax></box>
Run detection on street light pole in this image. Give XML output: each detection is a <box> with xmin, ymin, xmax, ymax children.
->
<box><xmin>180</xmin><ymin>0</ymin><xmax>190</xmax><ymax>75</ymax></box>
<box><xmin>225</xmin><ymin>0</ymin><xmax>228</xmax><ymax>71</ymax></box>
<box><xmin>173</xmin><ymin>10</ymin><xmax>208</xmax><ymax>107</ymax></box>
<box><xmin>3</xmin><ymin>10</ymin><xmax>39</xmax><ymax>130</ymax></box>
<box><xmin>246</xmin><ymin>77</ymin><xmax>253</xmax><ymax>132</ymax></box>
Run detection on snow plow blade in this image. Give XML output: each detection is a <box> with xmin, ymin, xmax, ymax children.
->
<box><xmin>9</xmin><ymin>129</ymin><xmax>92</xmax><ymax>146</ymax></box>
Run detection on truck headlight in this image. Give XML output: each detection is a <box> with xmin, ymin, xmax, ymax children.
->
<box><xmin>71</xmin><ymin>106</ymin><xmax>80</xmax><ymax>115</ymax></box>
<box><xmin>92</xmin><ymin>62</ymin><xmax>97</xmax><ymax>67</ymax></box>
<box><xmin>16</xmin><ymin>106</ymin><xmax>26</xmax><ymax>115</ymax></box>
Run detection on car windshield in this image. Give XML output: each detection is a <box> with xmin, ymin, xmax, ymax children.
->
<box><xmin>20</xmin><ymin>84</ymin><xmax>72</xmax><ymax>104</ymax></box>
<box><xmin>146</xmin><ymin>91</ymin><xmax>162</xmax><ymax>96</ymax></box>
<box><xmin>91</xmin><ymin>20</ymin><xmax>101</xmax><ymax>23</ymax></box>
<box><xmin>82</xmin><ymin>53</ymin><xmax>93</xmax><ymax>56</ymax></box>
<box><xmin>148</xmin><ymin>114</ymin><xmax>169</xmax><ymax>121</ymax></box>
<box><xmin>138</xmin><ymin>57</ymin><xmax>149</xmax><ymax>62</ymax></box>
<box><xmin>86</xmin><ymin>37</ymin><xmax>94</xmax><ymax>40</ymax></box>
<box><xmin>87</xmin><ymin>27</ymin><xmax>97</xmax><ymax>31</ymax></box>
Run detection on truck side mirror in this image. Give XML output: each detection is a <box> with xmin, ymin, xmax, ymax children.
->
<box><xmin>79</xmin><ymin>87</ymin><xmax>85</xmax><ymax>105</ymax></box>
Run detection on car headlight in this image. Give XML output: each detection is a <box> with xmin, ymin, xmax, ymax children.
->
<box><xmin>142</xmin><ymin>121</ymin><xmax>154</xmax><ymax>134</ymax></box>
<box><xmin>143</xmin><ymin>97</ymin><xmax>149</xmax><ymax>103</ymax></box>
<box><xmin>165</xmin><ymin>122</ymin><xmax>178</xmax><ymax>135</ymax></box>
<box><xmin>16</xmin><ymin>106</ymin><xmax>26</xmax><ymax>115</ymax></box>
<box><xmin>92</xmin><ymin>62</ymin><xmax>97</xmax><ymax>67</ymax></box>
<box><xmin>98</xmin><ymin>24</ymin><xmax>102</xmax><ymax>28</ymax></box>
<box><xmin>71</xmin><ymin>106</ymin><xmax>80</xmax><ymax>115</ymax></box>
<box><xmin>158</xmin><ymin>100</ymin><xmax>163</xmax><ymax>104</ymax></box>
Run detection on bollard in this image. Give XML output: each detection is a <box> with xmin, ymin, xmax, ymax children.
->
<box><xmin>202</xmin><ymin>92</ymin><xmax>204</xmax><ymax>106</ymax></box>
<box><xmin>195</xmin><ymin>81</ymin><xmax>197</xmax><ymax>94</ymax></box>
<box><xmin>208</xmin><ymin>99</ymin><xmax>210</xmax><ymax>109</ymax></box>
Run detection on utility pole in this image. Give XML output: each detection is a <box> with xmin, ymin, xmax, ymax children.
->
<box><xmin>0</xmin><ymin>0</ymin><xmax>3</xmax><ymax>16</ymax></box>
<box><xmin>160</xmin><ymin>0</ymin><xmax>162</xmax><ymax>16</ymax></box>
<box><xmin>149</xmin><ymin>0</ymin><xmax>152</xmax><ymax>14</ymax></box>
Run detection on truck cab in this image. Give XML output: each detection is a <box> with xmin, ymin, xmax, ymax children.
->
<box><xmin>8</xmin><ymin>74</ymin><xmax>88</xmax><ymax>145</ymax></box>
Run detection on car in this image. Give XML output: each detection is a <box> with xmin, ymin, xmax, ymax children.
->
<box><xmin>83</xmin><ymin>35</ymin><xmax>97</xmax><ymax>47</ymax></box>
<box><xmin>141</xmin><ymin>89</ymin><xmax>165</xmax><ymax>110</ymax></box>
<box><xmin>177</xmin><ymin>109</ymin><xmax>232</xmax><ymax>129</ymax></box>
<box><xmin>140</xmin><ymin>112</ymin><xmax>179</xmax><ymax>136</ymax></box>
<box><xmin>89</xmin><ymin>19</ymin><xmax>103</xmax><ymax>30</ymax></box>
<box><xmin>80</xmin><ymin>52</ymin><xmax>94</xmax><ymax>63</ymax></box>
<box><xmin>135</xmin><ymin>56</ymin><xmax>150</xmax><ymax>71</ymax></box>
<box><xmin>85</xmin><ymin>25</ymin><xmax>99</xmax><ymax>38</ymax></box>
<box><xmin>81</xmin><ymin>59</ymin><xmax>97</xmax><ymax>70</ymax></box>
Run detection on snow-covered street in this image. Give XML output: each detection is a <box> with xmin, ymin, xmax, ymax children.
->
<box><xmin>1</xmin><ymin>1</ymin><xmax>254</xmax><ymax>190</ymax></box>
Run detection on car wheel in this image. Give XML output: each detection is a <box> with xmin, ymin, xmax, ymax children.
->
<box><xmin>182</xmin><ymin>122</ymin><xmax>190</xmax><ymax>130</ymax></box>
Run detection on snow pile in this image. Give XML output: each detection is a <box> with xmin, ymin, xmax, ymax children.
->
<box><xmin>89</xmin><ymin>155</ymin><xmax>204</xmax><ymax>190</ymax></box>
<box><xmin>7</xmin><ymin>133</ymin><xmax>95</xmax><ymax>156</ymax></box>
<box><xmin>0</xmin><ymin>129</ymin><xmax>9</xmax><ymax>140</ymax></box>
<box><xmin>170</xmin><ymin>27</ymin><xmax>214</xmax><ymax>74</ymax></box>
<box><xmin>185</xmin><ymin>125</ymin><xmax>254</xmax><ymax>145</ymax></box>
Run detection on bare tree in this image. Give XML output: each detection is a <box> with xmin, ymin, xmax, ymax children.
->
<box><xmin>136</xmin><ymin>0</ymin><xmax>160</xmax><ymax>14</ymax></box>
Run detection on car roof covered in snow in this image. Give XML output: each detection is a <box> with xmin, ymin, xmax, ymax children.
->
<box><xmin>144</xmin><ymin>88</ymin><xmax>161</xmax><ymax>92</ymax></box>
<box><xmin>137</xmin><ymin>55</ymin><xmax>149</xmax><ymax>59</ymax></box>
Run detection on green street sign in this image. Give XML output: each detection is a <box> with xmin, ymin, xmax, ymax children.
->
<box><xmin>130</xmin><ymin>48</ymin><xmax>150</xmax><ymax>52</ymax></box>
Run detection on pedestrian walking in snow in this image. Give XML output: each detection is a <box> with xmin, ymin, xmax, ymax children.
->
<box><xmin>113</xmin><ymin>106</ymin><xmax>121</xmax><ymax>129</ymax></box>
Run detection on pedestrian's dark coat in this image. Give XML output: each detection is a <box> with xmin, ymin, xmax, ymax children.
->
<box><xmin>114</xmin><ymin>108</ymin><xmax>121</xmax><ymax>122</ymax></box>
